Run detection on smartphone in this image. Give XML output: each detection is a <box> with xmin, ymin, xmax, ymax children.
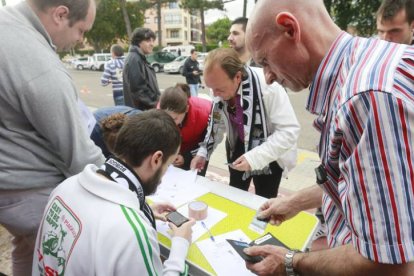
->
<box><xmin>226</xmin><ymin>239</ymin><xmax>264</xmax><ymax>263</ymax></box>
<box><xmin>166</xmin><ymin>211</ymin><xmax>190</xmax><ymax>227</ymax></box>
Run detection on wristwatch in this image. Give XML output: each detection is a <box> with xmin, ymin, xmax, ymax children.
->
<box><xmin>284</xmin><ymin>250</ymin><xmax>299</xmax><ymax>276</ymax></box>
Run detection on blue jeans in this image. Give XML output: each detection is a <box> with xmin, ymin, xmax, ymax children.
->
<box><xmin>189</xmin><ymin>84</ymin><xmax>199</xmax><ymax>97</ymax></box>
<box><xmin>113</xmin><ymin>91</ymin><xmax>124</xmax><ymax>106</ymax></box>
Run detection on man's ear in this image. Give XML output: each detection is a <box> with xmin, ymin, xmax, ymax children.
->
<box><xmin>52</xmin><ymin>5</ymin><xmax>69</xmax><ymax>25</ymax></box>
<box><xmin>275</xmin><ymin>12</ymin><xmax>301</xmax><ymax>42</ymax></box>
<box><xmin>151</xmin><ymin>150</ymin><xmax>164</xmax><ymax>169</ymax></box>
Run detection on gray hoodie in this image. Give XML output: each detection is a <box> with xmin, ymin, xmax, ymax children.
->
<box><xmin>0</xmin><ymin>2</ymin><xmax>105</xmax><ymax>190</ymax></box>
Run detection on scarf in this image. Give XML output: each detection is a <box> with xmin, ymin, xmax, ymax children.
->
<box><xmin>97</xmin><ymin>157</ymin><xmax>156</xmax><ymax>229</ymax></box>
<box><xmin>239</xmin><ymin>67</ymin><xmax>272</xmax><ymax>179</ymax></box>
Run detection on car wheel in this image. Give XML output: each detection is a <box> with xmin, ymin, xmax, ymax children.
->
<box><xmin>153</xmin><ymin>64</ymin><xmax>160</xmax><ymax>73</ymax></box>
<box><xmin>77</xmin><ymin>65</ymin><xmax>83</xmax><ymax>70</ymax></box>
<box><xmin>99</xmin><ymin>65</ymin><xmax>104</xmax><ymax>71</ymax></box>
<box><xmin>178</xmin><ymin>66</ymin><xmax>183</xmax><ymax>75</ymax></box>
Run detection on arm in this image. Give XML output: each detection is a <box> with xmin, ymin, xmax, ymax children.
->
<box><xmin>245</xmin><ymin>244</ymin><xmax>414</xmax><ymax>276</ymax></box>
<box><xmin>100</xmin><ymin>61</ymin><xmax>112</xmax><ymax>86</ymax></box>
<box><xmin>244</xmin><ymin>81</ymin><xmax>300</xmax><ymax>170</ymax></box>
<box><xmin>196</xmin><ymin>101</ymin><xmax>225</xmax><ymax>159</ymax></box>
<box><xmin>258</xmin><ymin>185</ymin><xmax>323</xmax><ymax>225</ymax></box>
<box><xmin>22</xmin><ymin>70</ymin><xmax>104</xmax><ymax>176</ymax></box>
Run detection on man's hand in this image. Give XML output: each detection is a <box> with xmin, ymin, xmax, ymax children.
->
<box><xmin>170</xmin><ymin>219</ymin><xmax>196</xmax><ymax>243</ymax></box>
<box><xmin>244</xmin><ymin>245</ymin><xmax>288</xmax><ymax>275</ymax></box>
<box><xmin>173</xmin><ymin>154</ymin><xmax>185</xmax><ymax>167</ymax></box>
<box><xmin>190</xmin><ymin>155</ymin><xmax>206</xmax><ymax>172</ymax></box>
<box><xmin>232</xmin><ymin>155</ymin><xmax>251</xmax><ymax>171</ymax></box>
<box><xmin>257</xmin><ymin>196</ymin><xmax>300</xmax><ymax>226</ymax></box>
<box><xmin>150</xmin><ymin>202</ymin><xmax>176</xmax><ymax>221</ymax></box>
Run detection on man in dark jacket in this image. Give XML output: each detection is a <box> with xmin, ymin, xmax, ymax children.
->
<box><xmin>183</xmin><ymin>49</ymin><xmax>202</xmax><ymax>96</ymax></box>
<box><xmin>123</xmin><ymin>28</ymin><xmax>160</xmax><ymax>110</ymax></box>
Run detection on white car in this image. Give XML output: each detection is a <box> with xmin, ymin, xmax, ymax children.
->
<box><xmin>197</xmin><ymin>52</ymin><xmax>208</xmax><ymax>71</ymax></box>
<box><xmin>163</xmin><ymin>56</ymin><xmax>188</xmax><ymax>74</ymax></box>
<box><xmin>72</xmin><ymin>56</ymin><xmax>93</xmax><ymax>70</ymax></box>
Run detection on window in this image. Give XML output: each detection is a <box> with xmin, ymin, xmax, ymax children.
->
<box><xmin>165</xmin><ymin>14</ymin><xmax>181</xmax><ymax>24</ymax></box>
<box><xmin>184</xmin><ymin>31</ymin><xmax>188</xmax><ymax>40</ymax></box>
<box><xmin>154</xmin><ymin>17</ymin><xmax>158</xmax><ymax>23</ymax></box>
<box><xmin>144</xmin><ymin>17</ymin><xmax>150</xmax><ymax>23</ymax></box>
<box><xmin>170</xmin><ymin>29</ymin><xmax>180</xmax><ymax>38</ymax></box>
<box><xmin>168</xmin><ymin>2</ymin><xmax>179</xmax><ymax>9</ymax></box>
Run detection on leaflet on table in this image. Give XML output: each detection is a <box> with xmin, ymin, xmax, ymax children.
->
<box><xmin>196</xmin><ymin>230</ymin><xmax>255</xmax><ymax>276</ymax></box>
<box><xmin>156</xmin><ymin>203</ymin><xmax>227</xmax><ymax>243</ymax></box>
<box><xmin>148</xmin><ymin>166</ymin><xmax>209</xmax><ymax>206</ymax></box>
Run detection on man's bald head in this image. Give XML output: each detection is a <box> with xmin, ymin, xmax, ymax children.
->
<box><xmin>246</xmin><ymin>0</ymin><xmax>340</xmax><ymax>91</ymax></box>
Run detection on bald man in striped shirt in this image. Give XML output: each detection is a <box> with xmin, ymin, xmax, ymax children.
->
<box><xmin>244</xmin><ymin>0</ymin><xmax>414</xmax><ymax>275</ymax></box>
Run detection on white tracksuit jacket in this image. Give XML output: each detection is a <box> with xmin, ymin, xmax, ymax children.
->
<box><xmin>32</xmin><ymin>164</ymin><xmax>189</xmax><ymax>276</ymax></box>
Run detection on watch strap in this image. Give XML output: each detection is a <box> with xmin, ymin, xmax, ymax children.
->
<box><xmin>284</xmin><ymin>250</ymin><xmax>299</xmax><ymax>276</ymax></box>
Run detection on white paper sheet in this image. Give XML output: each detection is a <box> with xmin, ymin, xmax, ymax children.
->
<box><xmin>148</xmin><ymin>166</ymin><xmax>209</xmax><ymax>207</ymax></box>
<box><xmin>196</xmin><ymin>230</ymin><xmax>255</xmax><ymax>276</ymax></box>
<box><xmin>156</xmin><ymin>204</ymin><xmax>227</xmax><ymax>243</ymax></box>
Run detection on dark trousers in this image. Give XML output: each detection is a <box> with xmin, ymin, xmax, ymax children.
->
<box><xmin>226</xmin><ymin>139</ymin><xmax>283</xmax><ymax>199</ymax></box>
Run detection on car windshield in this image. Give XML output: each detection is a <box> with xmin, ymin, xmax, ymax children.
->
<box><xmin>174</xmin><ymin>56</ymin><xmax>187</xmax><ymax>62</ymax></box>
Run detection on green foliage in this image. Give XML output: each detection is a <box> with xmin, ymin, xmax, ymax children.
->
<box><xmin>206</xmin><ymin>17</ymin><xmax>231</xmax><ymax>44</ymax></box>
<box><xmin>323</xmin><ymin>0</ymin><xmax>381</xmax><ymax>36</ymax></box>
<box><xmin>180</xmin><ymin>0</ymin><xmax>228</xmax><ymax>51</ymax></box>
<box><xmin>85</xmin><ymin>0</ymin><xmax>146</xmax><ymax>52</ymax></box>
<box><xmin>180</xmin><ymin>0</ymin><xmax>224</xmax><ymax>13</ymax></box>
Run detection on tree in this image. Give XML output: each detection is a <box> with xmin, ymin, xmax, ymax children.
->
<box><xmin>181</xmin><ymin>0</ymin><xmax>235</xmax><ymax>52</ymax></box>
<box><xmin>206</xmin><ymin>17</ymin><xmax>231</xmax><ymax>46</ymax></box>
<box><xmin>323</xmin><ymin>0</ymin><xmax>381</xmax><ymax>36</ymax></box>
<box><xmin>85</xmin><ymin>0</ymin><xmax>146</xmax><ymax>52</ymax></box>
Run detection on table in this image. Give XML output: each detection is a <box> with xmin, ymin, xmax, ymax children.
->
<box><xmin>157</xmin><ymin>176</ymin><xmax>319</xmax><ymax>275</ymax></box>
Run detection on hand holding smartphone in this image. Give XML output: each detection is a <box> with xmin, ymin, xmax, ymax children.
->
<box><xmin>166</xmin><ymin>211</ymin><xmax>190</xmax><ymax>227</ymax></box>
<box><xmin>226</xmin><ymin>239</ymin><xmax>264</xmax><ymax>263</ymax></box>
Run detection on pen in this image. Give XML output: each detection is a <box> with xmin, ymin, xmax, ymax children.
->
<box><xmin>201</xmin><ymin>221</ymin><xmax>215</xmax><ymax>242</ymax></box>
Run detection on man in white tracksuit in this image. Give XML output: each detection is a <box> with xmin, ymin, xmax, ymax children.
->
<box><xmin>33</xmin><ymin>110</ymin><xmax>195</xmax><ymax>275</ymax></box>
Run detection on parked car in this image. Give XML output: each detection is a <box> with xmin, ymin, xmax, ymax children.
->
<box><xmin>146</xmin><ymin>51</ymin><xmax>177</xmax><ymax>73</ymax></box>
<box><xmin>90</xmin><ymin>53</ymin><xmax>112</xmax><ymax>71</ymax></box>
<box><xmin>163</xmin><ymin>56</ymin><xmax>188</xmax><ymax>74</ymax></box>
<box><xmin>197</xmin><ymin>52</ymin><xmax>208</xmax><ymax>71</ymax></box>
<box><xmin>162</xmin><ymin>45</ymin><xmax>195</xmax><ymax>56</ymax></box>
<box><xmin>72</xmin><ymin>56</ymin><xmax>93</xmax><ymax>70</ymax></box>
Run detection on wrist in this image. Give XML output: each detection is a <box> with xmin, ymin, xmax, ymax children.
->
<box><xmin>285</xmin><ymin>250</ymin><xmax>300</xmax><ymax>276</ymax></box>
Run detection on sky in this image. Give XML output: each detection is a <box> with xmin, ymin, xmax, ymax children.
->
<box><xmin>3</xmin><ymin>0</ymin><xmax>256</xmax><ymax>23</ymax></box>
<box><xmin>205</xmin><ymin>0</ymin><xmax>255</xmax><ymax>24</ymax></box>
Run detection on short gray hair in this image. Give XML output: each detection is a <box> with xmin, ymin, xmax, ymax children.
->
<box><xmin>31</xmin><ymin>0</ymin><xmax>93</xmax><ymax>26</ymax></box>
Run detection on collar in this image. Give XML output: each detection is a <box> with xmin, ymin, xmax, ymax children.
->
<box><xmin>306</xmin><ymin>31</ymin><xmax>353</xmax><ymax>116</ymax></box>
<box><xmin>16</xmin><ymin>2</ymin><xmax>57</xmax><ymax>51</ymax></box>
<box><xmin>79</xmin><ymin>164</ymin><xmax>141</xmax><ymax>211</ymax></box>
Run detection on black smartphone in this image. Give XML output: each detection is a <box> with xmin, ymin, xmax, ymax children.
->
<box><xmin>166</xmin><ymin>211</ymin><xmax>190</xmax><ymax>227</ymax></box>
<box><xmin>226</xmin><ymin>239</ymin><xmax>264</xmax><ymax>263</ymax></box>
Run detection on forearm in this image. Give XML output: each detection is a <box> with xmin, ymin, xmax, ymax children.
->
<box><xmin>289</xmin><ymin>185</ymin><xmax>323</xmax><ymax>212</ymax></box>
<box><xmin>294</xmin><ymin>244</ymin><xmax>414</xmax><ymax>276</ymax></box>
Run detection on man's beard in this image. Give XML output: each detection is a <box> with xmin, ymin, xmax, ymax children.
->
<box><xmin>142</xmin><ymin>166</ymin><xmax>163</xmax><ymax>195</ymax></box>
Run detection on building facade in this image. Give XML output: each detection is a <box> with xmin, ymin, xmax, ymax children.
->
<box><xmin>143</xmin><ymin>1</ymin><xmax>202</xmax><ymax>47</ymax></box>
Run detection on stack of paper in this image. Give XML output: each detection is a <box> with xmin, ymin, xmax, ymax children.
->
<box><xmin>196</xmin><ymin>230</ymin><xmax>255</xmax><ymax>276</ymax></box>
<box><xmin>148</xmin><ymin>166</ymin><xmax>209</xmax><ymax>206</ymax></box>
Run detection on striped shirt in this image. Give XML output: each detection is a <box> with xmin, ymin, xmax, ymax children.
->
<box><xmin>307</xmin><ymin>31</ymin><xmax>414</xmax><ymax>264</ymax></box>
<box><xmin>100</xmin><ymin>56</ymin><xmax>124</xmax><ymax>93</ymax></box>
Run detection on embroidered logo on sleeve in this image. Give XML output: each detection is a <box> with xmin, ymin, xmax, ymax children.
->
<box><xmin>35</xmin><ymin>196</ymin><xmax>82</xmax><ymax>276</ymax></box>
